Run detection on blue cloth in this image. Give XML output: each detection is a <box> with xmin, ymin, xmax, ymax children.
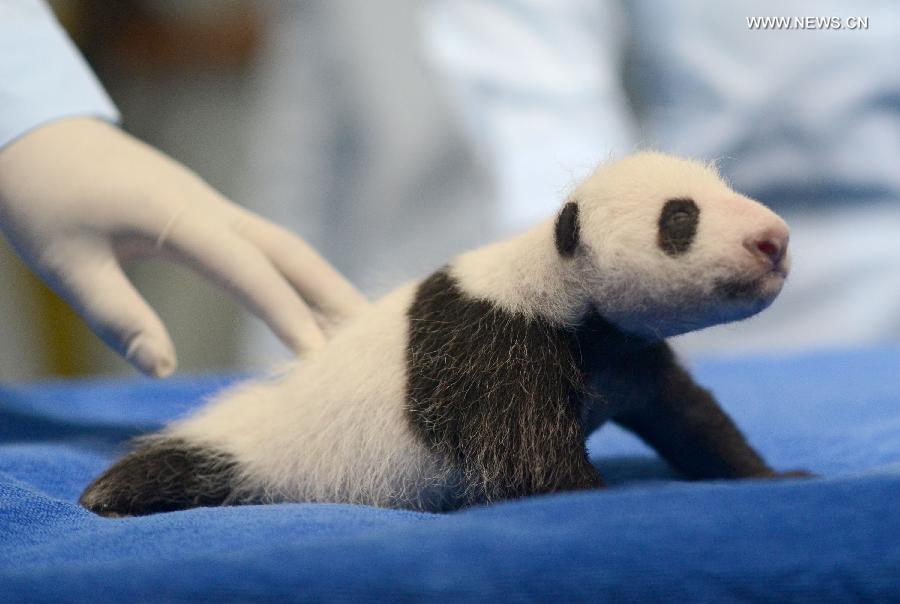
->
<box><xmin>2</xmin><ymin>347</ymin><xmax>899</xmax><ymax>601</ymax></box>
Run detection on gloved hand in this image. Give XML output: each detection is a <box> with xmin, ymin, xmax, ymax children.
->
<box><xmin>0</xmin><ymin>118</ymin><xmax>369</xmax><ymax>377</ymax></box>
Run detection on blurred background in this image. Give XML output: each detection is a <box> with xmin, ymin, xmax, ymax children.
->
<box><xmin>1</xmin><ymin>0</ymin><xmax>898</xmax><ymax>381</ymax></box>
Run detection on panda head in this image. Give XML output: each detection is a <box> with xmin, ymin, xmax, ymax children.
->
<box><xmin>555</xmin><ymin>152</ymin><xmax>790</xmax><ymax>339</ymax></box>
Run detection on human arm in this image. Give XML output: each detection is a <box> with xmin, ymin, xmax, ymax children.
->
<box><xmin>0</xmin><ymin>2</ymin><xmax>368</xmax><ymax>377</ymax></box>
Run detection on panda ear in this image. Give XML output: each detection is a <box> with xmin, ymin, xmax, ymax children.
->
<box><xmin>554</xmin><ymin>201</ymin><xmax>580</xmax><ymax>257</ymax></box>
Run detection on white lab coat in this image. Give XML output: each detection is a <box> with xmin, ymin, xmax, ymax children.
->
<box><xmin>2</xmin><ymin>0</ymin><xmax>898</xmax><ymax>371</ymax></box>
<box><xmin>245</xmin><ymin>0</ymin><xmax>900</xmax><ymax>362</ymax></box>
<box><xmin>0</xmin><ymin>0</ymin><xmax>117</xmax><ymax>148</ymax></box>
<box><xmin>422</xmin><ymin>0</ymin><xmax>900</xmax><ymax>359</ymax></box>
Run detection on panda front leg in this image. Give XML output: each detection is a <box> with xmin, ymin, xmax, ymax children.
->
<box><xmin>611</xmin><ymin>350</ymin><xmax>809</xmax><ymax>481</ymax></box>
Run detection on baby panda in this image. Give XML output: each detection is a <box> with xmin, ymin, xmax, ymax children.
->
<box><xmin>81</xmin><ymin>152</ymin><xmax>806</xmax><ymax>517</ymax></box>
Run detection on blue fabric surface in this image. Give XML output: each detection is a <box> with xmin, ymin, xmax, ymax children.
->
<box><xmin>2</xmin><ymin>347</ymin><xmax>899</xmax><ymax>602</ymax></box>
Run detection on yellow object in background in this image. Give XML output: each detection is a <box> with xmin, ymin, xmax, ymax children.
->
<box><xmin>30</xmin><ymin>273</ymin><xmax>90</xmax><ymax>377</ymax></box>
<box><xmin>0</xmin><ymin>241</ymin><xmax>90</xmax><ymax>379</ymax></box>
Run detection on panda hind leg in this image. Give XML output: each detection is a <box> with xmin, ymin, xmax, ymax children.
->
<box><xmin>80</xmin><ymin>436</ymin><xmax>247</xmax><ymax>517</ymax></box>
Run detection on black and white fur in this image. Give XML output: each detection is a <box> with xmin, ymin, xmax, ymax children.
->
<box><xmin>81</xmin><ymin>152</ymin><xmax>806</xmax><ymax>517</ymax></box>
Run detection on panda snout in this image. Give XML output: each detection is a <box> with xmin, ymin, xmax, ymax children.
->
<box><xmin>743</xmin><ymin>226</ymin><xmax>789</xmax><ymax>274</ymax></box>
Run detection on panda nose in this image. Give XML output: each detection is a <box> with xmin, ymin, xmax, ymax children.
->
<box><xmin>744</xmin><ymin>228</ymin><xmax>788</xmax><ymax>267</ymax></box>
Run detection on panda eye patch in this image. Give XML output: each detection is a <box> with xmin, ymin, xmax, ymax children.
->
<box><xmin>658</xmin><ymin>198</ymin><xmax>699</xmax><ymax>256</ymax></box>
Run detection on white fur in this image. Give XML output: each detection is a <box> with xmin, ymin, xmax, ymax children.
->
<box><xmin>168</xmin><ymin>152</ymin><xmax>790</xmax><ymax>509</ymax></box>
<box><xmin>573</xmin><ymin>152</ymin><xmax>789</xmax><ymax>338</ymax></box>
<box><xmin>171</xmin><ymin>284</ymin><xmax>459</xmax><ymax>510</ymax></box>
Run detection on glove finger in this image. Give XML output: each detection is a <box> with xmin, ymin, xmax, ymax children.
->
<box><xmin>161</xmin><ymin>213</ymin><xmax>327</xmax><ymax>355</ymax></box>
<box><xmin>56</xmin><ymin>250</ymin><xmax>177</xmax><ymax>378</ymax></box>
<box><xmin>232</xmin><ymin>210</ymin><xmax>370</xmax><ymax>324</ymax></box>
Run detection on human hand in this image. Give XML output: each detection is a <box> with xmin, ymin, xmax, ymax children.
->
<box><xmin>0</xmin><ymin>118</ymin><xmax>369</xmax><ymax>377</ymax></box>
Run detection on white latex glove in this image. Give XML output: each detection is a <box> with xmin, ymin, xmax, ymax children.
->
<box><xmin>0</xmin><ymin>118</ymin><xmax>369</xmax><ymax>377</ymax></box>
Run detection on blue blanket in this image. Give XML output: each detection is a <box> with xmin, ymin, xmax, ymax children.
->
<box><xmin>2</xmin><ymin>347</ymin><xmax>899</xmax><ymax>602</ymax></box>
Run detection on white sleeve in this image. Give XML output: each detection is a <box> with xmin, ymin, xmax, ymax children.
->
<box><xmin>0</xmin><ymin>0</ymin><xmax>119</xmax><ymax>148</ymax></box>
<box><xmin>421</xmin><ymin>0</ymin><xmax>637</xmax><ymax>232</ymax></box>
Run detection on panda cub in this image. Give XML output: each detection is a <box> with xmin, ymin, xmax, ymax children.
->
<box><xmin>81</xmin><ymin>152</ymin><xmax>807</xmax><ymax>517</ymax></box>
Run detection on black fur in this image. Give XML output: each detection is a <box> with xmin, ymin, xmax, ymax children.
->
<box><xmin>658</xmin><ymin>198</ymin><xmax>699</xmax><ymax>256</ymax></box>
<box><xmin>554</xmin><ymin>201</ymin><xmax>580</xmax><ymax>256</ymax></box>
<box><xmin>543</xmin><ymin>311</ymin><xmax>780</xmax><ymax>480</ymax></box>
<box><xmin>80</xmin><ymin>438</ymin><xmax>246</xmax><ymax>517</ymax></box>
<box><xmin>406</xmin><ymin>269</ymin><xmax>602</xmax><ymax>505</ymax></box>
<box><xmin>579</xmin><ymin>327</ymin><xmax>777</xmax><ymax>480</ymax></box>
<box><xmin>406</xmin><ymin>270</ymin><xmax>795</xmax><ymax>504</ymax></box>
